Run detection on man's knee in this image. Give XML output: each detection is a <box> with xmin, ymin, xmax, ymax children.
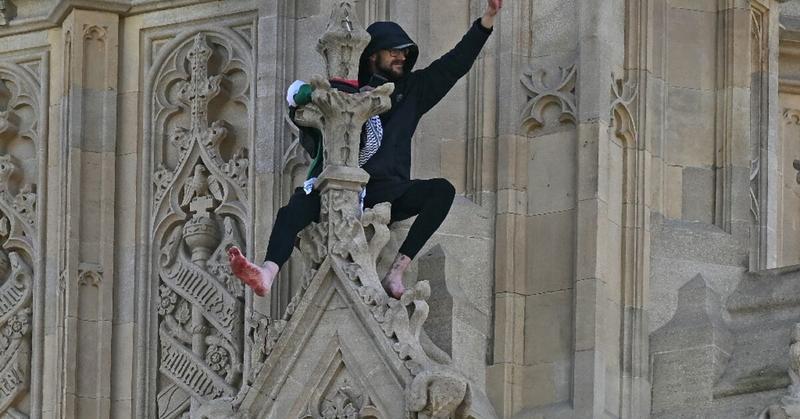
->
<box><xmin>430</xmin><ymin>178</ymin><xmax>455</xmax><ymax>203</ymax></box>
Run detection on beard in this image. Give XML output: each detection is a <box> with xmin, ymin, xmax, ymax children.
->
<box><xmin>376</xmin><ymin>59</ymin><xmax>405</xmax><ymax>81</ymax></box>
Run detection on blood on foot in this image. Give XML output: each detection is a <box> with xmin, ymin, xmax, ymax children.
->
<box><xmin>228</xmin><ymin>247</ymin><xmax>271</xmax><ymax>297</ymax></box>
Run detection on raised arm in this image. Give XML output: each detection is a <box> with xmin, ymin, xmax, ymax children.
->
<box><xmin>414</xmin><ymin>0</ymin><xmax>502</xmax><ymax>115</ymax></box>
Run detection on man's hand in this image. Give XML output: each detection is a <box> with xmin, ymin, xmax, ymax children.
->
<box><xmin>481</xmin><ymin>0</ymin><xmax>503</xmax><ymax>28</ymax></box>
<box><xmin>486</xmin><ymin>0</ymin><xmax>502</xmax><ymax>16</ymax></box>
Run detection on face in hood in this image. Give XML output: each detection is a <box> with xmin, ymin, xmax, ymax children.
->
<box><xmin>358</xmin><ymin>21</ymin><xmax>419</xmax><ymax>86</ymax></box>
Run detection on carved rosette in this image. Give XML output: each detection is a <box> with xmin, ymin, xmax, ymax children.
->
<box><xmin>147</xmin><ymin>30</ymin><xmax>253</xmax><ymax>418</ymax></box>
<box><xmin>520</xmin><ymin>63</ymin><xmax>577</xmax><ymax>132</ymax></box>
<box><xmin>0</xmin><ymin>59</ymin><xmax>41</xmax><ymax>418</ymax></box>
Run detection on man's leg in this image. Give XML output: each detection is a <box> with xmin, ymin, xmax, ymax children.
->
<box><xmin>382</xmin><ymin>178</ymin><xmax>456</xmax><ymax>298</ymax></box>
<box><xmin>229</xmin><ymin>188</ymin><xmax>321</xmax><ymax>296</ymax></box>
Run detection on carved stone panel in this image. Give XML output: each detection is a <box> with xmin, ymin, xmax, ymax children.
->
<box><xmin>140</xmin><ymin>21</ymin><xmax>255</xmax><ymax>418</ymax></box>
<box><xmin>0</xmin><ymin>52</ymin><xmax>45</xmax><ymax>418</ymax></box>
<box><xmin>520</xmin><ymin>62</ymin><xmax>577</xmax><ymax>133</ymax></box>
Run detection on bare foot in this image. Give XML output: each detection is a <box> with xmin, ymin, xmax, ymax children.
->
<box><xmin>382</xmin><ymin>275</ymin><xmax>405</xmax><ymax>299</ymax></box>
<box><xmin>227</xmin><ymin>246</ymin><xmax>278</xmax><ymax>297</ymax></box>
<box><xmin>381</xmin><ymin>254</ymin><xmax>411</xmax><ymax>299</ymax></box>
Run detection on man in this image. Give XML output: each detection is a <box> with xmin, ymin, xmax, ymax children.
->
<box><xmin>229</xmin><ymin>0</ymin><xmax>503</xmax><ymax>298</ymax></box>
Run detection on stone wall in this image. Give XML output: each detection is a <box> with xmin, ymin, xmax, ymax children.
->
<box><xmin>0</xmin><ymin>0</ymin><xmax>799</xmax><ymax>418</ymax></box>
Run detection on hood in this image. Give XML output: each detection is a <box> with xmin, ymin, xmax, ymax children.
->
<box><xmin>358</xmin><ymin>21</ymin><xmax>419</xmax><ymax>86</ymax></box>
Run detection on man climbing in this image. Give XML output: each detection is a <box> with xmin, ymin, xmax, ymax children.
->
<box><xmin>229</xmin><ymin>0</ymin><xmax>503</xmax><ymax>298</ymax></box>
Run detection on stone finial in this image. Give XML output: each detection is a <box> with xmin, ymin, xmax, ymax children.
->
<box><xmin>316</xmin><ymin>1</ymin><xmax>371</xmax><ymax>80</ymax></box>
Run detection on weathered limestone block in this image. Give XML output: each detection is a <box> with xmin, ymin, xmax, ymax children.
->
<box><xmin>759</xmin><ymin>324</ymin><xmax>800</xmax><ymax>418</ymax></box>
<box><xmin>709</xmin><ymin>265</ymin><xmax>800</xmax><ymax>418</ymax></box>
<box><xmin>650</xmin><ymin>275</ymin><xmax>733</xmax><ymax>417</ymax></box>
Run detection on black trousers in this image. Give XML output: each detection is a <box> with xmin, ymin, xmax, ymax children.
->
<box><xmin>265</xmin><ymin>178</ymin><xmax>456</xmax><ymax>267</ymax></box>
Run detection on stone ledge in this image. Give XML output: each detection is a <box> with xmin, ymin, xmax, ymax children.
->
<box><xmin>0</xmin><ymin>0</ymin><xmax>224</xmax><ymax>37</ymax></box>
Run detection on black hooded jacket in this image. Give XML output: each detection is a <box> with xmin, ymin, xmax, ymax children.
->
<box><xmin>358</xmin><ymin>18</ymin><xmax>493</xmax><ymax>205</ymax></box>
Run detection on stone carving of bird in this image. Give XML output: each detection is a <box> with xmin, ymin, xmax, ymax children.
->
<box><xmin>181</xmin><ymin>164</ymin><xmax>209</xmax><ymax>206</ymax></box>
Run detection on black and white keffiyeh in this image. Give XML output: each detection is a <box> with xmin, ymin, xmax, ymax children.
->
<box><xmin>359</xmin><ymin>116</ymin><xmax>383</xmax><ymax>167</ymax></box>
<box><xmin>305</xmin><ymin>116</ymin><xmax>383</xmax><ymax>196</ymax></box>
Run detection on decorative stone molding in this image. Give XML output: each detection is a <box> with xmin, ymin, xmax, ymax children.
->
<box><xmin>0</xmin><ymin>112</ymin><xmax>16</xmax><ymax>138</ymax></box>
<box><xmin>298</xmin><ymin>351</ymin><xmax>381</xmax><ymax>419</ymax></box>
<box><xmin>0</xmin><ymin>251</ymin><xmax>31</xmax><ymax>415</ymax></box>
<box><xmin>520</xmin><ymin>63</ymin><xmax>577</xmax><ymax>133</ymax></box>
<box><xmin>77</xmin><ymin>263</ymin><xmax>102</xmax><ymax>287</ymax></box>
<box><xmin>82</xmin><ymin>24</ymin><xmax>107</xmax><ymax>41</ymax></box>
<box><xmin>358</xmin><ymin>280</ymin><xmax>474</xmax><ymax>418</ymax></box>
<box><xmin>609</xmin><ymin>72</ymin><xmax>638</xmax><ymax>144</ymax></box>
<box><xmin>0</xmin><ymin>54</ymin><xmax>44</xmax><ymax>418</ymax></box>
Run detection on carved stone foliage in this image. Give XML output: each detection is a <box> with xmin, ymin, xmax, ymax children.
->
<box><xmin>299</xmin><ymin>350</ymin><xmax>381</xmax><ymax>419</ymax></box>
<box><xmin>520</xmin><ymin>63</ymin><xmax>577</xmax><ymax>133</ymax></box>
<box><xmin>0</xmin><ymin>58</ymin><xmax>42</xmax><ymax>418</ymax></box>
<box><xmin>357</xmin><ymin>273</ymin><xmax>473</xmax><ymax>418</ymax></box>
<box><xmin>147</xmin><ymin>29</ymin><xmax>253</xmax><ymax>418</ymax></box>
<box><xmin>609</xmin><ymin>73</ymin><xmax>638</xmax><ymax>144</ymax></box>
<box><xmin>151</xmin><ymin>32</ymin><xmax>251</xmax><ymax>208</ymax></box>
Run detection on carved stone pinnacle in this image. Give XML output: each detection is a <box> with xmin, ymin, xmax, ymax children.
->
<box><xmin>317</xmin><ymin>0</ymin><xmax>370</xmax><ymax>80</ymax></box>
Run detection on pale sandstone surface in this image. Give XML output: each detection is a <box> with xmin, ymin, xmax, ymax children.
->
<box><xmin>1</xmin><ymin>0</ymin><xmax>800</xmax><ymax>418</ymax></box>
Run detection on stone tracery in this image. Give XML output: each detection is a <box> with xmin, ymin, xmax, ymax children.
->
<box><xmin>520</xmin><ymin>63</ymin><xmax>577</xmax><ymax>132</ymax></box>
<box><xmin>146</xmin><ymin>29</ymin><xmax>254</xmax><ymax>418</ymax></box>
<box><xmin>0</xmin><ymin>58</ymin><xmax>42</xmax><ymax>419</ymax></box>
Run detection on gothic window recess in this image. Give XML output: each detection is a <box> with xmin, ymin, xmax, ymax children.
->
<box><xmin>147</xmin><ymin>29</ymin><xmax>254</xmax><ymax>418</ymax></box>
